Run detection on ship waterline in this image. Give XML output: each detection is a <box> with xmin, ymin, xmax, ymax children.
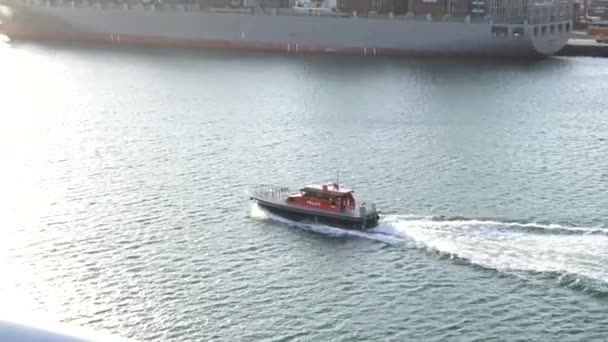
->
<box><xmin>0</xmin><ymin>0</ymin><xmax>573</xmax><ymax>57</ymax></box>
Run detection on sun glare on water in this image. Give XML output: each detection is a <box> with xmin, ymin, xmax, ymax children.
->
<box><xmin>0</xmin><ymin>41</ymin><xmax>78</xmax><ymax>308</ymax></box>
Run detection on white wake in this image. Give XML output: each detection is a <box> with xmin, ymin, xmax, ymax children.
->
<box><xmin>251</xmin><ymin>204</ymin><xmax>608</xmax><ymax>285</ymax></box>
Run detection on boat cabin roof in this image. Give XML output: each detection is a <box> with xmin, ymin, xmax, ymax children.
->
<box><xmin>300</xmin><ymin>182</ymin><xmax>353</xmax><ymax>196</ymax></box>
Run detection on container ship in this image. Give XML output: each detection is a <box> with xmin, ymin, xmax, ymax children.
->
<box><xmin>0</xmin><ymin>0</ymin><xmax>573</xmax><ymax>57</ymax></box>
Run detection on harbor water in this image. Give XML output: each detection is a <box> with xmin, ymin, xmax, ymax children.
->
<box><xmin>0</xmin><ymin>40</ymin><xmax>607</xmax><ymax>341</ymax></box>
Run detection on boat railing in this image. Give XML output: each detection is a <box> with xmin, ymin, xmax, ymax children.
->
<box><xmin>250</xmin><ymin>185</ymin><xmax>293</xmax><ymax>201</ymax></box>
<box><xmin>353</xmin><ymin>201</ymin><xmax>377</xmax><ymax>218</ymax></box>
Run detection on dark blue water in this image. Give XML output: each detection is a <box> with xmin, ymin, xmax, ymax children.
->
<box><xmin>1</xmin><ymin>40</ymin><xmax>607</xmax><ymax>341</ymax></box>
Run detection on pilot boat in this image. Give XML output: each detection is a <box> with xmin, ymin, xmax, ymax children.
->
<box><xmin>250</xmin><ymin>180</ymin><xmax>380</xmax><ymax>230</ymax></box>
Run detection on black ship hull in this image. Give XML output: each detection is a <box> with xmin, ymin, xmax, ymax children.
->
<box><xmin>252</xmin><ymin>197</ymin><xmax>379</xmax><ymax>230</ymax></box>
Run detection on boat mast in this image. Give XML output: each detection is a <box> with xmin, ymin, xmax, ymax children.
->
<box><xmin>336</xmin><ymin>170</ymin><xmax>342</xmax><ymax>189</ymax></box>
<box><xmin>336</xmin><ymin>171</ymin><xmax>339</xmax><ymax>188</ymax></box>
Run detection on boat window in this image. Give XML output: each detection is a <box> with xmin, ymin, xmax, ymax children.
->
<box><xmin>305</xmin><ymin>191</ymin><xmax>328</xmax><ymax>200</ymax></box>
<box><xmin>491</xmin><ymin>26</ymin><xmax>508</xmax><ymax>37</ymax></box>
<box><xmin>303</xmin><ymin>191</ymin><xmax>316</xmax><ymax>198</ymax></box>
<box><xmin>534</xmin><ymin>26</ymin><xmax>539</xmax><ymax>36</ymax></box>
<box><xmin>512</xmin><ymin>27</ymin><xmax>524</xmax><ymax>38</ymax></box>
<box><xmin>315</xmin><ymin>193</ymin><xmax>325</xmax><ymax>199</ymax></box>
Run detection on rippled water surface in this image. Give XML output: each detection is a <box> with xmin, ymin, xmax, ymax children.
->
<box><xmin>1</xmin><ymin>41</ymin><xmax>607</xmax><ymax>341</ymax></box>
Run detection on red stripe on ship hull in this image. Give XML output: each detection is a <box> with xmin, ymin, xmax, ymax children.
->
<box><xmin>1</xmin><ymin>25</ymin><xmax>540</xmax><ymax>59</ymax></box>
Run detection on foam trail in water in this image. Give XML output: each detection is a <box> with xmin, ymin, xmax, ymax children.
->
<box><xmin>387</xmin><ymin>216</ymin><xmax>608</xmax><ymax>284</ymax></box>
<box><xmin>251</xmin><ymin>204</ymin><xmax>608</xmax><ymax>285</ymax></box>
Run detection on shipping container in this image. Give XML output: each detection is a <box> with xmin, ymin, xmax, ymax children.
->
<box><xmin>211</xmin><ymin>0</ymin><xmax>229</xmax><ymax>7</ymax></box>
<box><xmin>394</xmin><ymin>0</ymin><xmax>408</xmax><ymax>14</ymax></box>
<box><xmin>199</xmin><ymin>0</ymin><xmax>248</xmax><ymax>6</ymax></box>
<box><xmin>410</xmin><ymin>0</ymin><xmax>447</xmax><ymax>16</ymax></box>
<box><xmin>449</xmin><ymin>0</ymin><xmax>471</xmax><ymax>16</ymax></box>
<box><xmin>588</xmin><ymin>25</ymin><xmax>608</xmax><ymax>38</ymax></box>
<box><xmin>371</xmin><ymin>0</ymin><xmax>395</xmax><ymax>13</ymax></box>
<box><xmin>588</xmin><ymin>0</ymin><xmax>608</xmax><ymax>19</ymax></box>
<box><xmin>339</xmin><ymin>0</ymin><xmax>371</xmax><ymax>13</ymax></box>
<box><xmin>243</xmin><ymin>0</ymin><xmax>259</xmax><ymax>7</ymax></box>
<box><xmin>469</xmin><ymin>0</ymin><xmax>486</xmax><ymax>17</ymax></box>
<box><xmin>589</xmin><ymin>8</ymin><xmax>608</xmax><ymax>20</ymax></box>
<box><xmin>487</xmin><ymin>0</ymin><xmax>532</xmax><ymax>23</ymax></box>
<box><xmin>196</xmin><ymin>0</ymin><xmax>209</xmax><ymax>8</ymax></box>
<box><xmin>261</xmin><ymin>0</ymin><xmax>289</xmax><ymax>7</ymax></box>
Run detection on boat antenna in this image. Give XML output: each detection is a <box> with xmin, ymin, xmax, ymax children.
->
<box><xmin>336</xmin><ymin>170</ymin><xmax>340</xmax><ymax>189</ymax></box>
<box><xmin>336</xmin><ymin>170</ymin><xmax>341</xmax><ymax>189</ymax></box>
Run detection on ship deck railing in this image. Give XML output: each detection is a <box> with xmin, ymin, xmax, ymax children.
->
<box><xmin>250</xmin><ymin>185</ymin><xmax>293</xmax><ymax>202</ymax></box>
<box><xmin>12</xmin><ymin>0</ymin><xmax>573</xmax><ymax>25</ymax></box>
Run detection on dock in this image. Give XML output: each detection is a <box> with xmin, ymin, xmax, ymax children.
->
<box><xmin>557</xmin><ymin>31</ymin><xmax>608</xmax><ymax>57</ymax></box>
<box><xmin>558</xmin><ymin>38</ymin><xmax>608</xmax><ymax>57</ymax></box>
